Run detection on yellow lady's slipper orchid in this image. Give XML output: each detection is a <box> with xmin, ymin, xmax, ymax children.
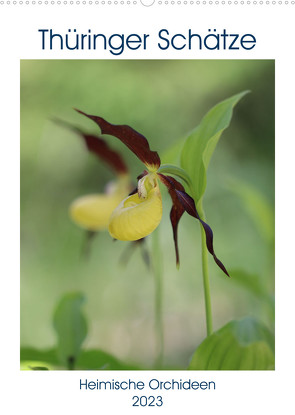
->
<box><xmin>74</xmin><ymin>109</ymin><xmax>229</xmax><ymax>276</ymax></box>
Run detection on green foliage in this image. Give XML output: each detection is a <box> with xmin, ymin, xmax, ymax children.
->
<box><xmin>20</xmin><ymin>348</ymin><xmax>60</xmax><ymax>366</ymax></box>
<box><xmin>188</xmin><ymin>317</ymin><xmax>274</xmax><ymax>370</ymax></box>
<box><xmin>20</xmin><ymin>292</ymin><xmax>141</xmax><ymax>370</ymax></box>
<box><xmin>20</xmin><ymin>347</ymin><xmax>140</xmax><ymax>370</ymax></box>
<box><xmin>28</xmin><ymin>366</ymin><xmax>49</xmax><ymax>370</ymax></box>
<box><xmin>53</xmin><ymin>292</ymin><xmax>88</xmax><ymax>369</ymax></box>
<box><xmin>160</xmin><ymin>137</ymin><xmax>185</xmax><ymax>165</ymax></box>
<box><xmin>181</xmin><ymin>91</ymin><xmax>249</xmax><ymax>207</ymax></box>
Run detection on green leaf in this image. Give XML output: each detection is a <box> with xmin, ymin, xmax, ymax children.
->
<box><xmin>28</xmin><ymin>366</ymin><xmax>49</xmax><ymax>370</ymax></box>
<box><xmin>53</xmin><ymin>292</ymin><xmax>88</xmax><ymax>369</ymax></box>
<box><xmin>181</xmin><ymin>91</ymin><xmax>249</xmax><ymax>206</ymax></box>
<box><xmin>228</xmin><ymin>178</ymin><xmax>274</xmax><ymax>245</ymax></box>
<box><xmin>188</xmin><ymin>317</ymin><xmax>274</xmax><ymax>370</ymax></box>
<box><xmin>20</xmin><ymin>360</ymin><xmax>52</xmax><ymax>370</ymax></box>
<box><xmin>228</xmin><ymin>269</ymin><xmax>267</xmax><ymax>299</ymax></box>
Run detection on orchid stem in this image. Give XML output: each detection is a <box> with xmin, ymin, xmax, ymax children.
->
<box><xmin>151</xmin><ymin>227</ymin><xmax>164</xmax><ymax>369</ymax></box>
<box><xmin>198</xmin><ymin>200</ymin><xmax>213</xmax><ymax>337</ymax></box>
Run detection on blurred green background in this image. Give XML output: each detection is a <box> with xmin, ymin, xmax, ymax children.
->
<box><xmin>20</xmin><ymin>60</ymin><xmax>274</xmax><ymax>369</ymax></box>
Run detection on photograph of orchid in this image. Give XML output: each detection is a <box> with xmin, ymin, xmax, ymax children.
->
<box><xmin>20</xmin><ymin>60</ymin><xmax>274</xmax><ymax>370</ymax></box>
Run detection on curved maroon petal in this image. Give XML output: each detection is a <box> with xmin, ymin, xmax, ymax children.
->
<box><xmin>158</xmin><ymin>174</ymin><xmax>186</xmax><ymax>267</ymax></box>
<box><xmin>174</xmin><ymin>189</ymin><xmax>230</xmax><ymax>277</ymax></box>
<box><xmin>75</xmin><ymin>109</ymin><xmax>161</xmax><ymax>169</ymax></box>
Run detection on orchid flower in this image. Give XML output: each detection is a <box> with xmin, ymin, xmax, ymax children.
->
<box><xmin>75</xmin><ymin>109</ymin><xmax>229</xmax><ymax>277</ymax></box>
<box><xmin>59</xmin><ymin>122</ymin><xmax>150</xmax><ymax>265</ymax></box>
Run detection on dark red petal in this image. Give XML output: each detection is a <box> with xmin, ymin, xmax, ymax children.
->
<box><xmin>54</xmin><ymin>118</ymin><xmax>128</xmax><ymax>174</ymax></box>
<box><xmin>174</xmin><ymin>190</ymin><xmax>230</xmax><ymax>277</ymax></box>
<box><xmin>158</xmin><ymin>174</ymin><xmax>186</xmax><ymax>267</ymax></box>
<box><xmin>80</xmin><ymin>133</ymin><xmax>128</xmax><ymax>174</ymax></box>
<box><xmin>75</xmin><ymin>109</ymin><xmax>161</xmax><ymax>169</ymax></box>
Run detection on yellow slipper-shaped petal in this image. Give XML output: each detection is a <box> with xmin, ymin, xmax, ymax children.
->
<box><xmin>70</xmin><ymin>193</ymin><xmax>124</xmax><ymax>231</ymax></box>
<box><xmin>109</xmin><ymin>186</ymin><xmax>162</xmax><ymax>241</ymax></box>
